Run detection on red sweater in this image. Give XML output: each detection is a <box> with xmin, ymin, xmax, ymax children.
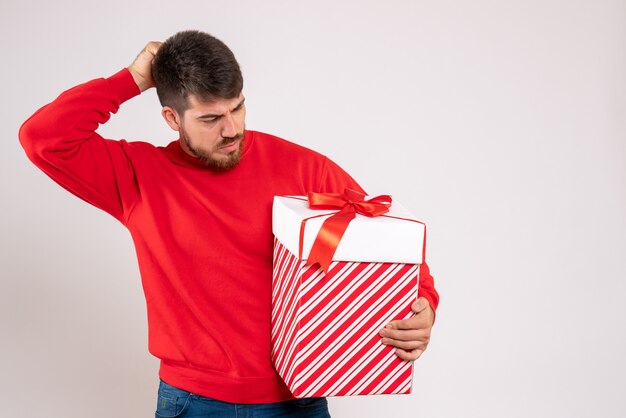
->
<box><xmin>19</xmin><ymin>69</ymin><xmax>439</xmax><ymax>403</ymax></box>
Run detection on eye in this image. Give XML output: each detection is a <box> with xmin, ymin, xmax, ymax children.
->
<box><xmin>234</xmin><ymin>101</ymin><xmax>245</xmax><ymax>112</ymax></box>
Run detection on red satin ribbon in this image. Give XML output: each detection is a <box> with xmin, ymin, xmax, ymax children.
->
<box><xmin>305</xmin><ymin>189</ymin><xmax>392</xmax><ymax>273</ymax></box>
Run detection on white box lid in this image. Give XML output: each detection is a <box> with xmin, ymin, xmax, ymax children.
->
<box><xmin>272</xmin><ymin>195</ymin><xmax>425</xmax><ymax>264</ymax></box>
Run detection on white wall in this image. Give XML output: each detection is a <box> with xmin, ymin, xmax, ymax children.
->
<box><xmin>1</xmin><ymin>1</ymin><xmax>625</xmax><ymax>417</ymax></box>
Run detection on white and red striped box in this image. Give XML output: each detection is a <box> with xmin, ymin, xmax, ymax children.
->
<box><xmin>271</xmin><ymin>195</ymin><xmax>425</xmax><ymax>398</ymax></box>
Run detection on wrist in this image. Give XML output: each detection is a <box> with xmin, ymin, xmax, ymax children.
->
<box><xmin>127</xmin><ymin>66</ymin><xmax>151</xmax><ymax>92</ymax></box>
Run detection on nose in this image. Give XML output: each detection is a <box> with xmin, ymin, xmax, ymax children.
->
<box><xmin>221</xmin><ymin>112</ymin><xmax>237</xmax><ymax>138</ymax></box>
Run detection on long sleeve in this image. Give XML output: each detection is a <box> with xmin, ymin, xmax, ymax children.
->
<box><xmin>18</xmin><ymin>69</ymin><xmax>142</xmax><ymax>224</ymax></box>
<box><xmin>417</xmin><ymin>261</ymin><xmax>439</xmax><ymax>315</ymax></box>
<box><xmin>318</xmin><ymin>156</ymin><xmax>439</xmax><ymax>314</ymax></box>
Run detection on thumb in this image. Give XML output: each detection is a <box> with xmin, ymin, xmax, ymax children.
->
<box><xmin>412</xmin><ymin>297</ymin><xmax>429</xmax><ymax>314</ymax></box>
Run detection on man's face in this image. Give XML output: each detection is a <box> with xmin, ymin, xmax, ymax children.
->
<box><xmin>176</xmin><ymin>93</ymin><xmax>246</xmax><ymax>171</ymax></box>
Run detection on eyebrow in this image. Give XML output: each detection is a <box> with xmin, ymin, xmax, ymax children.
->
<box><xmin>196</xmin><ymin>98</ymin><xmax>246</xmax><ymax>120</ymax></box>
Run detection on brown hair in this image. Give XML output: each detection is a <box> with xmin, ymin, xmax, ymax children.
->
<box><xmin>152</xmin><ymin>30</ymin><xmax>244</xmax><ymax>113</ymax></box>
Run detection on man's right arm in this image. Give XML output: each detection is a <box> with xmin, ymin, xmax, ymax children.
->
<box><xmin>18</xmin><ymin>42</ymin><xmax>161</xmax><ymax>224</ymax></box>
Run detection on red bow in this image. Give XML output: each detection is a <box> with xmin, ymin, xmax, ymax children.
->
<box><xmin>305</xmin><ymin>189</ymin><xmax>392</xmax><ymax>273</ymax></box>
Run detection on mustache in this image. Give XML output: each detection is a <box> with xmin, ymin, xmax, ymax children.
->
<box><xmin>218</xmin><ymin>132</ymin><xmax>245</xmax><ymax>148</ymax></box>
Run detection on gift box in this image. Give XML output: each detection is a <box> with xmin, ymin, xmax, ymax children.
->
<box><xmin>271</xmin><ymin>191</ymin><xmax>426</xmax><ymax>398</ymax></box>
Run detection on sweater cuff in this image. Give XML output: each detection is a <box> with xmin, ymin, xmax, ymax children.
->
<box><xmin>106</xmin><ymin>68</ymin><xmax>141</xmax><ymax>104</ymax></box>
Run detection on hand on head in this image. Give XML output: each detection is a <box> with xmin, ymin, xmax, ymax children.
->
<box><xmin>128</xmin><ymin>41</ymin><xmax>163</xmax><ymax>92</ymax></box>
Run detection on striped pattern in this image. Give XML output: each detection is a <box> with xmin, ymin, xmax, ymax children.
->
<box><xmin>271</xmin><ymin>238</ymin><xmax>419</xmax><ymax>398</ymax></box>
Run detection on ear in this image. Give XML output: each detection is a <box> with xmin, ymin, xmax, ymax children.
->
<box><xmin>161</xmin><ymin>106</ymin><xmax>182</xmax><ymax>131</ymax></box>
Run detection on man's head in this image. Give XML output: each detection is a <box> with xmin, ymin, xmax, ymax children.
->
<box><xmin>153</xmin><ymin>30</ymin><xmax>246</xmax><ymax>170</ymax></box>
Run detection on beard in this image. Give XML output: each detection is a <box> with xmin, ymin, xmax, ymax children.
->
<box><xmin>180</xmin><ymin>125</ymin><xmax>244</xmax><ymax>171</ymax></box>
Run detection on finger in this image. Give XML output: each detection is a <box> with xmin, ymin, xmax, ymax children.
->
<box><xmin>411</xmin><ymin>297</ymin><xmax>429</xmax><ymax>314</ymax></box>
<box><xmin>390</xmin><ymin>302</ymin><xmax>434</xmax><ymax>331</ymax></box>
<box><xmin>145</xmin><ymin>41</ymin><xmax>163</xmax><ymax>56</ymax></box>
<box><xmin>395</xmin><ymin>348</ymin><xmax>424</xmax><ymax>362</ymax></box>
<box><xmin>379</xmin><ymin>327</ymin><xmax>430</xmax><ymax>342</ymax></box>
<box><xmin>381</xmin><ymin>337</ymin><xmax>426</xmax><ymax>351</ymax></box>
<box><xmin>386</xmin><ymin>314</ymin><xmax>431</xmax><ymax>331</ymax></box>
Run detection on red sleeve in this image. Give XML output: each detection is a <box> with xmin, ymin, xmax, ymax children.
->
<box><xmin>418</xmin><ymin>262</ymin><xmax>439</xmax><ymax>317</ymax></box>
<box><xmin>318</xmin><ymin>156</ymin><xmax>439</xmax><ymax>315</ymax></box>
<box><xmin>18</xmin><ymin>69</ymin><xmax>141</xmax><ymax>224</ymax></box>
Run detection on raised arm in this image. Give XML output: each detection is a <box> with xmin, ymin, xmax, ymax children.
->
<box><xmin>18</xmin><ymin>42</ymin><xmax>162</xmax><ymax>224</ymax></box>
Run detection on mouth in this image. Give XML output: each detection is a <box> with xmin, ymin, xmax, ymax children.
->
<box><xmin>218</xmin><ymin>139</ymin><xmax>241</xmax><ymax>153</ymax></box>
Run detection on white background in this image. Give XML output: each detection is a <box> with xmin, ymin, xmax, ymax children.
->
<box><xmin>1</xmin><ymin>1</ymin><xmax>625</xmax><ymax>417</ymax></box>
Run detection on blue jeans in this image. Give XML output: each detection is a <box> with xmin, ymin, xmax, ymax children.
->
<box><xmin>155</xmin><ymin>379</ymin><xmax>331</xmax><ymax>418</ymax></box>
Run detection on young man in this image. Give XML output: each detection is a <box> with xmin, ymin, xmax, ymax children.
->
<box><xmin>19</xmin><ymin>30</ymin><xmax>439</xmax><ymax>417</ymax></box>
